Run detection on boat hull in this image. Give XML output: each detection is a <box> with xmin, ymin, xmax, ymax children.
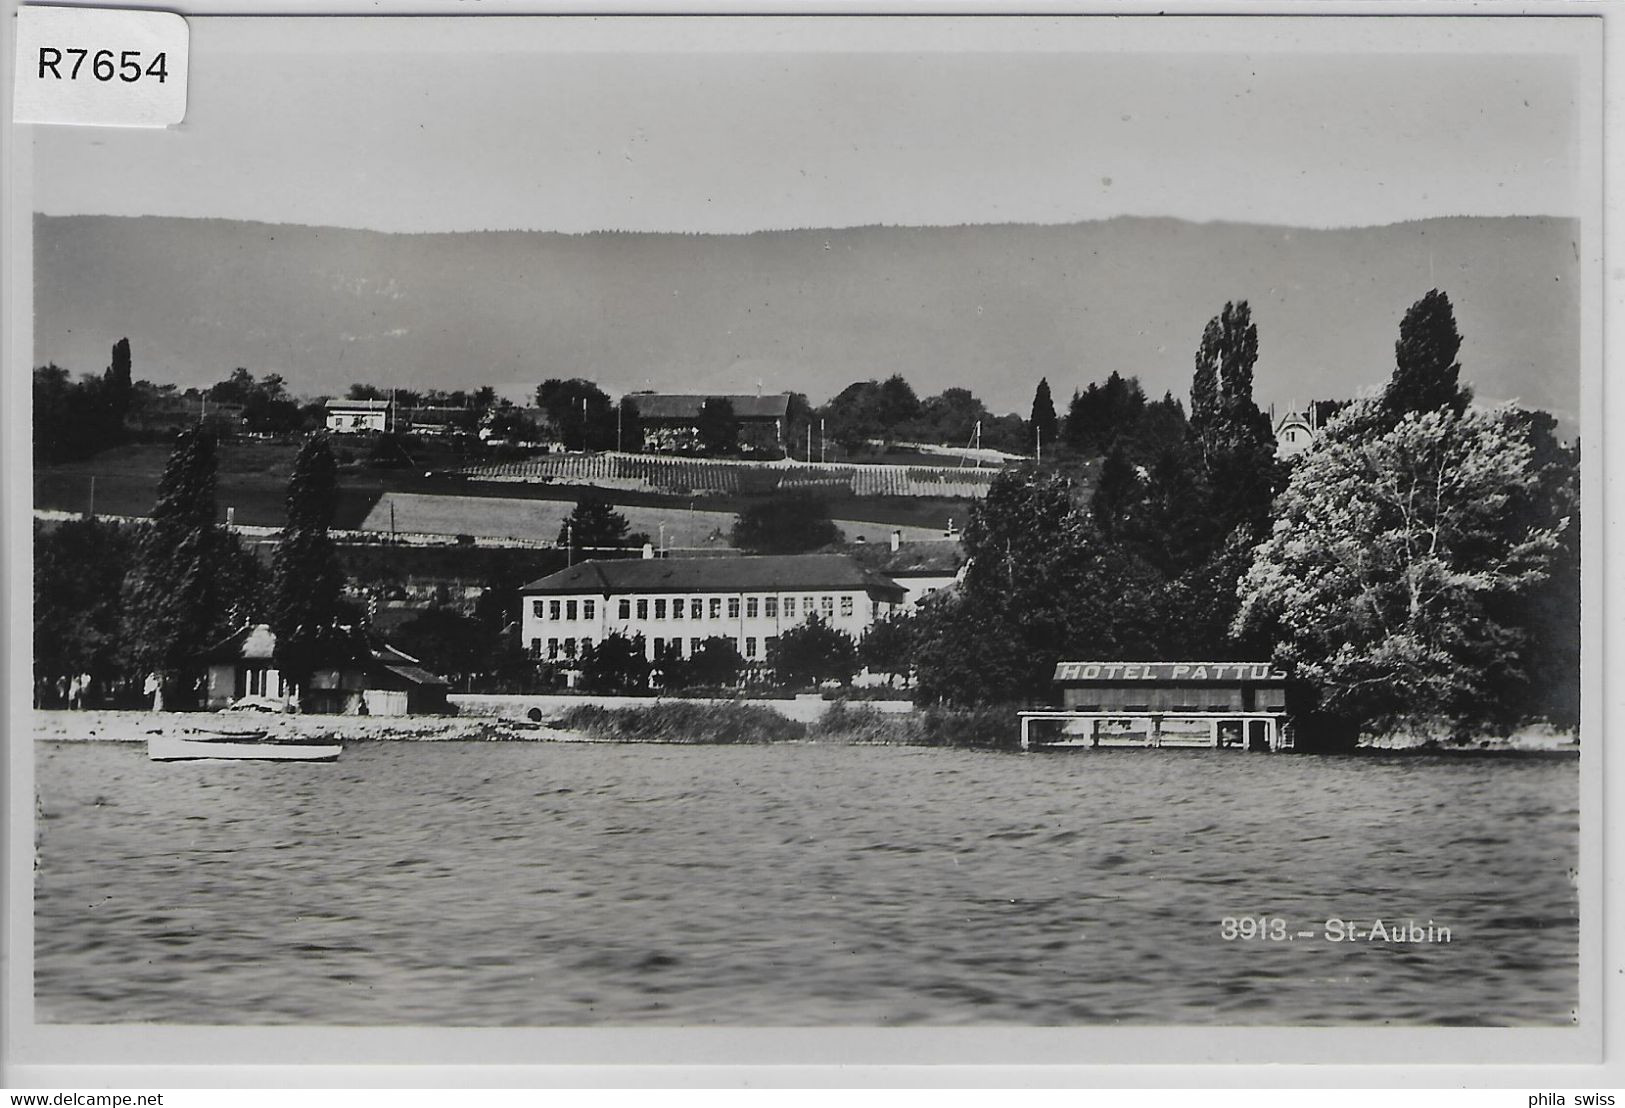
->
<box><xmin>148</xmin><ymin>735</ymin><xmax>342</xmax><ymax>762</ymax></box>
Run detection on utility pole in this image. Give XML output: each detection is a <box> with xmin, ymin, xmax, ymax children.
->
<box><xmin>820</xmin><ymin>418</ymin><xmax>826</xmax><ymax>464</ymax></box>
<box><xmin>616</xmin><ymin>401</ymin><xmax>623</xmax><ymax>453</ymax></box>
<box><xmin>1035</xmin><ymin>424</ymin><xmax>1042</xmax><ymax>464</ymax></box>
<box><xmin>807</xmin><ymin>424</ymin><xmax>812</xmax><ymax>464</ymax></box>
<box><xmin>566</xmin><ymin>519</ymin><xmax>573</xmax><ymax>566</ymax></box>
<box><xmin>87</xmin><ymin>475</ymin><xmax>95</xmax><ymax>519</ymax></box>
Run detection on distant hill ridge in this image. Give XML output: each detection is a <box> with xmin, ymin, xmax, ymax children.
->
<box><xmin>34</xmin><ymin>213</ymin><xmax>1579</xmax><ymax>425</ymax></box>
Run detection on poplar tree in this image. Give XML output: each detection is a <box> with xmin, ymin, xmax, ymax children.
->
<box><xmin>103</xmin><ymin>337</ymin><xmax>133</xmax><ymax>432</ymax></box>
<box><xmin>1384</xmin><ymin>289</ymin><xmax>1471</xmax><ymax>420</ymax></box>
<box><xmin>270</xmin><ymin>433</ymin><xmax>347</xmax><ymax>706</ymax></box>
<box><xmin>1187</xmin><ymin>300</ymin><xmax>1279</xmax><ymax>541</ymax></box>
<box><xmin>1029</xmin><ymin>377</ymin><xmax>1059</xmax><ymax>454</ymax></box>
<box><xmin>125</xmin><ymin>426</ymin><xmax>254</xmax><ymax>707</ymax></box>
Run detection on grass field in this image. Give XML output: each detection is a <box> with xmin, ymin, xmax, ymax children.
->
<box><xmin>459</xmin><ymin>452</ymin><xmax>1003</xmax><ymax>499</ymax></box>
<box><xmin>35</xmin><ymin>441</ymin><xmax>980</xmax><ymax>534</ymax></box>
<box><xmin>358</xmin><ymin>492</ymin><xmax>951</xmax><ymax>547</ymax></box>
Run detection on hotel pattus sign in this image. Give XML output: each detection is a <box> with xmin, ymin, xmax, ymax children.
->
<box><xmin>1052</xmin><ymin>661</ymin><xmax>1289</xmax><ymax>683</ymax></box>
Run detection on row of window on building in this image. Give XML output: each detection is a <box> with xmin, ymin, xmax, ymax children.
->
<box><xmin>531</xmin><ymin>594</ymin><xmax>861</xmax><ymax>623</ymax></box>
<box><xmin>528</xmin><ymin>635</ymin><xmax>777</xmax><ymax>662</ymax></box>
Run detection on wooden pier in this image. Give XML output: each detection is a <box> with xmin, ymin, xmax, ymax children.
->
<box><xmin>1025</xmin><ymin>660</ymin><xmax>1296</xmax><ymax>752</ymax></box>
<box><xmin>1016</xmin><ymin>710</ymin><xmax>1292</xmax><ymax>752</ymax></box>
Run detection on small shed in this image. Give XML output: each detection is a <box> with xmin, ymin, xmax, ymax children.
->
<box><xmin>198</xmin><ymin>623</ymin><xmax>448</xmax><ymax>716</ymax></box>
<box><xmin>201</xmin><ymin>623</ymin><xmax>286</xmax><ymax>708</ymax></box>
<box><xmin>358</xmin><ymin>642</ymin><xmax>451</xmax><ymax>716</ymax></box>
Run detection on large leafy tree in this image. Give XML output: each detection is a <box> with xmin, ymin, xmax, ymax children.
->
<box><xmin>579</xmin><ymin>632</ymin><xmax>651</xmax><ymax>693</ymax></box>
<box><xmin>822</xmin><ymin>380</ymin><xmax>884</xmax><ymax>454</ymax></box>
<box><xmin>269</xmin><ymin>433</ymin><xmax>348</xmax><ymax>705</ymax></box>
<box><xmin>912</xmin><ymin>467</ymin><xmax>1164</xmax><ymax>704</ymax></box>
<box><xmin>537</xmin><ymin>378</ymin><xmax>616</xmax><ymax>450</ymax></box>
<box><xmin>1063</xmin><ymin>371</ymin><xmax>1147</xmax><ymax>455</ymax></box>
<box><xmin>696</xmin><ymin>397</ymin><xmax>741</xmax><ymax>456</ymax></box>
<box><xmin>392</xmin><ymin>607</ymin><xmax>487</xmax><ymax>687</ymax></box>
<box><xmin>124</xmin><ymin>426</ymin><xmax>259</xmax><ymax>707</ymax></box>
<box><xmin>876</xmin><ymin>374</ymin><xmax>922</xmax><ymax>435</ymax></box>
<box><xmin>34</xmin><ymin>518</ymin><xmax>139</xmax><ymax>698</ymax></box>
<box><xmin>558</xmin><ymin>492</ymin><xmax>644</xmax><ymax>558</ymax></box>
<box><xmin>857</xmin><ymin>610</ymin><xmax>916</xmax><ymax>687</ymax></box>
<box><xmin>911</xmin><ymin>387</ymin><xmax>986</xmax><ymax>446</ymax></box>
<box><xmin>731</xmin><ymin>492</ymin><xmax>842</xmax><ymax>554</ymax></box>
<box><xmin>768</xmin><ymin>616</ymin><xmax>858</xmax><ymax>689</ymax></box>
<box><xmin>211</xmin><ymin>367</ymin><xmax>259</xmax><ymax>405</ymax></box>
<box><xmin>33</xmin><ymin>364</ymin><xmax>80</xmax><ymax>463</ymax></box>
<box><xmin>1233</xmin><ymin>401</ymin><xmax>1567</xmax><ymax>737</ymax></box>
<box><xmin>1477</xmin><ymin>409</ymin><xmax>1580</xmax><ymax>730</ymax></box>
<box><xmin>686</xmin><ymin>636</ymin><xmax>744</xmax><ymax>687</ymax></box>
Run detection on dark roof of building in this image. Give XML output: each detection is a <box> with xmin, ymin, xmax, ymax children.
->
<box><xmin>325</xmin><ymin>397</ymin><xmax>392</xmax><ymax>411</ymax></box>
<box><xmin>521</xmin><ymin>554</ymin><xmax>904</xmax><ymax>598</ymax></box>
<box><xmin>626</xmin><ymin>393</ymin><xmax>791</xmax><ymax>422</ymax></box>
<box><xmin>378</xmin><ymin>663</ymin><xmax>450</xmax><ymax>688</ymax></box>
<box><xmin>846</xmin><ymin>540</ymin><xmax>965</xmax><ymax>577</ymax></box>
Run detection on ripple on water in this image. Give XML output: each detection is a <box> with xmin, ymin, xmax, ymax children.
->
<box><xmin>33</xmin><ymin>741</ymin><xmax>1579</xmax><ymax>1026</ymax></box>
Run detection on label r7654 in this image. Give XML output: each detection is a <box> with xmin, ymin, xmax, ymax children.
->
<box><xmin>37</xmin><ymin>47</ymin><xmax>169</xmax><ymax>84</ymax></box>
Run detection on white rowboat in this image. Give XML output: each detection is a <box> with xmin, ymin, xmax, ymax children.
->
<box><xmin>148</xmin><ymin>730</ymin><xmax>342</xmax><ymax>762</ymax></box>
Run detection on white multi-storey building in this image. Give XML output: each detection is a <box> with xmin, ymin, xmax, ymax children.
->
<box><xmin>518</xmin><ymin>553</ymin><xmax>907</xmax><ymax>666</ymax></box>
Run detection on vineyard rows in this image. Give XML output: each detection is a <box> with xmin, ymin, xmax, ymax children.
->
<box><xmin>454</xmin><ymin>453</ymin><xmax>1002</xmax><ymax>499</ymax></box>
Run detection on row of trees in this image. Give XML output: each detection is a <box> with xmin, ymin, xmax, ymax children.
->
<box><xmin>888</xmin><ymin>290</ymin><xmax>1578</xmax><ymax>738</ymax></box>
<box><xmin>572</xmin><ymin>616</ymin><xmax>862</xmax><ymax>694</ymax></box>
<box><xmin>36</xmin><ymin>342</ymin><xmax>1174</xmax><ymax>466</ymax></box>
<box><xmin>32</xmin><ymin>339</ymin><xmax>135</xmax><ymax>463</ymax></box>
<box><xmin>35</xmin><ymin>424</ymin><xmax>369</xmax><ymax>709</ymax></box>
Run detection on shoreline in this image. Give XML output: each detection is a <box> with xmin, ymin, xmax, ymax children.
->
<box><xmin>26</xmin><ymin>707</ymin><xmax>1580</xmax><ymax>755</ymax></box>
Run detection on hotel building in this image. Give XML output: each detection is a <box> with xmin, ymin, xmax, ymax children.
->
<box><xmin>518</xmin><ymin>553</ymin><xmax>907</xmax><ymax>666</ymax></box>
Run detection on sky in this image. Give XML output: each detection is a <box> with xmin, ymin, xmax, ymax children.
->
<box><xmin>30</xmin><ymin>15</ymin><xmax>1593</xmax><ymax>234</ymax></box>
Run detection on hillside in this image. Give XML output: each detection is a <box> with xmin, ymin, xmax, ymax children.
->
<box><xmin>34</xmin><ymin>213</ymin><xmax>1580</xmax><ymax>424</ymax></box>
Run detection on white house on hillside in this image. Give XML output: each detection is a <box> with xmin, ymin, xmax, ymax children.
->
<box><xmin>325</xmin><ymin>397</ymin><xmax>393</xmax><ymax>433</ymax></box>
<box><xmin>518</xmin><ymin>553</ymin><xmax>906</xmax><ymax>665</ymax></box>
<box><xmin>1274</xmin><ymin>406</ymin><xmax>1318</xmax><ymax>458</ymax></box>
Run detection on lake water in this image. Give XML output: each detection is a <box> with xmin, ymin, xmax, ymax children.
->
<box><xmin>33</xmin><ymin>740</ymin><xmax>1579</xmax><ymax>1026</ymax></box>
